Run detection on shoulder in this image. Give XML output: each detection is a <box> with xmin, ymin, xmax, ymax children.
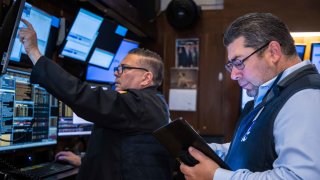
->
<box><xmin>275</xmin><ymin>89</ymin><xmax>320</xmax><ymax>129</ymax></box>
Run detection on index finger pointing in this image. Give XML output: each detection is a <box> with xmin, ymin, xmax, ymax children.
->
<box><xmin>21</xmin><ymin>18</ymin><xmax>34</xmax><ymax>29</ymax></box>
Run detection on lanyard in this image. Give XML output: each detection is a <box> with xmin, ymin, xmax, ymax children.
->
<box><xmin>239</xmin><ymin>71</ymin><xmax>284</xmax><ymax>142</ymax></box>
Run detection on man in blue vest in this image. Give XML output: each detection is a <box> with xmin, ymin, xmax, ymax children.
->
<box><xmin>180</xmin><ymin>13</ymin><xmax>320</xmax><ymax>179</ymax></box>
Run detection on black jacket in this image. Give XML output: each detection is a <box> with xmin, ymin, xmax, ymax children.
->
<box><xmin>30</xmin><ymin>57</ymin><xmax>173</xmax><ymax>179</ymax></box>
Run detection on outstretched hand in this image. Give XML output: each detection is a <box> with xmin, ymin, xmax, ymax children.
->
<box><xmin>18</xmin><ymin>19</ymin><xmax>42</xmax><ymax>64</ymax></box>
<box><xmin>180</xmin><ymin>147</ymin><xmax>220</xmax><ymax>180</ymax></box>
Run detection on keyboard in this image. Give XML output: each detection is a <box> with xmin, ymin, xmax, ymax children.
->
<box><xmin>20</xmin><ymin>162</ymin><xmax>74</xmax><ymax>178</ymax></box>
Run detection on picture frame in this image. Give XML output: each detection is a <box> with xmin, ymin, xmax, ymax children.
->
<box><xmin>176</xmin><ymin>38</ymin><xmax>199</xmax><ymax>68</ymax></box>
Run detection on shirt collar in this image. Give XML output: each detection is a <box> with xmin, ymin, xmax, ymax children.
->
<box><xmin>254</xmin><ymin>60</ymin><xmax>311</xmax><ymax>107</ymax></box>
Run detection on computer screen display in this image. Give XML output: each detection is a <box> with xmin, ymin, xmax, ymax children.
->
<box><xmin>60</xmin><ymin>8</ymin><xmax>103</xmax><ymax>62</ymax></box>
<box><xmin>85</xmin><ymin>39</ymin><xmax>139</xmax><ymax>84</ymax></box>
<box><xmin>115</xmin><ymin>25</ymin><xmax>128</xmax><ymax>37</ymax></box>
<box><xmin>310</xmin><ymin>43</ymin><xmax>320</xmax><ymax>72</ymax></box>
<box><xmin>0</xmin><ymin>68</ymin><xmax>58</xmax><ymax>153</ymax></box>
<box><xmin>114</xmin><ymin>39</ymin><xmax>139</xmax><ymax>62</ymax></box>
<box><xmin>58</xmin><ymin>113</ymin><xmax>93</xmax><ymax>136</ymax></box>
<box><xmin>0</xmin><ymin>0</ymin><xmax>25</xmax><ymax>74</ymax></box>
<box><xmin>295</xmin><ymin>44</ymin><xmax>306</xmax><ymax>60</ymax></box>
<box><xmin>9</xmin><ymin>2</ymin><xmax>53</xmax><ymax>62</ymax></box>
<box><xmin>88</xmin><ymin>48</ymin><xmax>114</xmax><ymax>69</ymax></box>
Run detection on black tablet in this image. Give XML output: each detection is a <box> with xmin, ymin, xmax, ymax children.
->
<box><xmin>153</xmin><ymin>118</ymin><xmax>230</xmax><ymax>170</ymax></box>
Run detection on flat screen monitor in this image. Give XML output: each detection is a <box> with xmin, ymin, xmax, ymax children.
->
<box><xmin>60</xmin><ymin>8</ymin><xmax>103</xmax><ymax>62</ymax></box>
<box><xmin>0</xmin><ymin>68</ymin><xmax>58</xmax><ymax>153</ymax></box>
<box><xmin>88</xmin><ymin>48</ymin><xmax>114</xmax><ymax>69</ymax></box>
<box><xmin>58</xmin><ymin>113</ymin><xmax>93</xmax><ymax>136</ymax></box>
<box><xmin>115</xmin><ymin>25</ymin><xmax>128</xmax><ymax>37</ymax></box>
<box><xmin>295</xmin><ymin>44</ymin><xmax>306</xmax><ymax>60</ymax></box>
<box><xmin>85</xmin><ymin>39</ymin><xmax>139</xmax><ymax>84</ymax></box>
<box><xmin>0</xmin><ymin>0</ymin><xmax>25</xmax><ymax>74</ymax></box>
<box><xmin>114</xmin><ymin>39</ymin><xmax>139</xmax><ymax>62</ymax></box>
<box><xmin>9</xmin><ymin>2</ymin><xmax>54</xmax><ymax>62</ymax></box>
<box><xmin>310</xmin><ymin>43</ymin><xmax>320</xmax><ymax>72</ymax></box>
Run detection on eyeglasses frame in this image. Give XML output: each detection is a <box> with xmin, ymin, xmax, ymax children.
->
<box><xmin>225</xmin><ymin>42</ymin><xmax>270</xmax><ymax>73</ymax></box>
<box><xmin>114</xmin><ymin>64</ymin><xmax>149</xmax><ymax>75</ymax></box>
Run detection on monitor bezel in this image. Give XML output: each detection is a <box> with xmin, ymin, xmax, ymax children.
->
<box><xmin>310</xmin><ymin>42</ymin><xmax>320</xmax><ymax>62</ymax></box>
<box><xmin>0</xmin><ymin>0</ymin><xmax>26</xmax><ymax>75</ymax></box>
<box><xmin>295</xmin><ymin>44</ymin><xmax>306</xmax><ymax>60</ymax></box>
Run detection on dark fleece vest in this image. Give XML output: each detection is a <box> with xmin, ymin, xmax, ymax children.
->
<box><xmin>225</xmin><ymin>65</ymin><xmax>320</xmax><ymax>171</ymax></box>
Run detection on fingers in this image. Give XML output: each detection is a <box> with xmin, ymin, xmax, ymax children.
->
<box><xmin>188</xmin><ymin>146</ymin><xmax>206</xmax><ymax>161</ymax></box>
<box><xmin>55</xmin><ymin>151</ymin><xmax>72</xmax><ymax>160</ymax></box>
<box><xmin>180</xmin><ymin>163</ymin><xmax>189</xmax><ymax>178</ymax></box>
<box><xmin>180</xmin><ymin>163</ymin><xmax>196</xmax><ymax>180</ymax></box>
<box><xmin>18</xmin><ymin>19</ymin><xmax>35</xmax><ymax>41</ymax></box>
<box><xmin>21</xmin><ymin>19</ymin><xmax>34</xmax><ymax>30</ymax></box>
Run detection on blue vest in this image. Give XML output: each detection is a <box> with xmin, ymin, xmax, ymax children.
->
<box><xmin>225</xmin><ymin>65</ymin><xmax>320</xmax><ymax>171</ymax></box>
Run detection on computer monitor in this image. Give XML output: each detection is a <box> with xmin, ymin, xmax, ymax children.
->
<box><xmin>114</xmin><ymin>39</ymin><xmax>139</xmax><ymax>62</ymax></box>
<box><xmin>58</xmin><ymin>110</ymin><xmax>93</xmax><ymax>136</ymax></box>
<box><xmin>310</xmin><ymin>43</ymin><xmax>320</xmax><ymax>72</ymax></box>
<box><xmin>88</xmin><ymin>48</ymin><xmax>114</xmax><ymax>69</ymax></box>
<box><xmin>0</xmin><ymin>0</ymin><xmax>25</xmax><ymax>74</ymax></box>
<box><xmin>115</xmin><ymin>25</ymin><xmax>128</xmax><ymax>37</ymax></box>
<box><xmin>295</xmin><ymin>44</ymin><xmax>306</xmax><ymax>60</ymax></box>
<box><xmin>85</xmin><ymin>39</ymin><xmax>139</xmax><ymax>84</ymax></box>
<box><xmin>9</xmin><ymin>2</ymin><xmax>54</xmax><ymax>62</ymax></box>
<box><xmin>0</xmin><ymin>68</ymin><xmax>58</xmax><ymax>153</ymax></box>
<box><xmin>60</xmin><ymin>8</ymin><xmax>103</xmax><ymax>62</ymax></box>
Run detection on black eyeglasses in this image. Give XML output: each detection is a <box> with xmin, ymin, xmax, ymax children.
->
<box><xmin>114</xmin><ymin>65</ymin><xmax>149</xmax><ymax>75</ymax></box>
<box><xmin>225</xmin><ymin>42</ymin><xmax>270</xmax><ymax>73</ymax></box>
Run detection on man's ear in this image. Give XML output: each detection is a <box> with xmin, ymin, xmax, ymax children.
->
<box><xmin>141</xmin><ymin>72</ymin><xmax>153</xmax><ymax>87</ymax></box>
<box><xmin>269</xmin><ymin>41</ymin><xmax>282</xmax><ymax>63</ymax></box>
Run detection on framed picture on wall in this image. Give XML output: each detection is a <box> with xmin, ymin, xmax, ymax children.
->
<box><xmin>170</xmin><ymin>68</ymin><xmax>198</xmax><ymax>89</ymax></box>
<box><xmin>176</xmin><ymin>38</ymin><xmax>199</xmax><ymax>68</ymax></box>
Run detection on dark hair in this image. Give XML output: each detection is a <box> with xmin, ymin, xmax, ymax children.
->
<box><xmin>128</xmin><ymin>48</ymin><xmax>164</xmax><ymax>87</ymax></box>
<box><xmin>223</xmin><ymin>13</ymin><xmax>297</xmax><ymax>57</ymax></box>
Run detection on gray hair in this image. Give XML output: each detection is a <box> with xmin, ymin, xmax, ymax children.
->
<box><xmin>128</xmin><ymin>48</ymin><xmax>164</xmax><ymax>87</ymax></box>
<box><xmin>223</xmin><ymin>13</ymin><xmax>297</xmax><ymax>57</ymax></box>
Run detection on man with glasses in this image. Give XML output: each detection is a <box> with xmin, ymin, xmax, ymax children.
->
<box><xmin>19</xmin><ymin>19</ymin><xmax>173</xmax><ymax>180</ymax></box>
<box><xmin>180</xmin><ymin>13</ymin><xmax>320</xmax><ymax>179</ymax></box>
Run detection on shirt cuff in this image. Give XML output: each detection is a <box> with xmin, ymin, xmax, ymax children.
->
<box><xmin>214</xmin><ymin>168</ymin><xmax>234</xmax><ymax>180</ymax></box>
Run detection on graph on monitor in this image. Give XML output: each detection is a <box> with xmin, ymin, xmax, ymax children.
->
<box><xmin>0</xmin><ymin>68</ymin><xmax>58</xmax><ymax>153</ymax></box>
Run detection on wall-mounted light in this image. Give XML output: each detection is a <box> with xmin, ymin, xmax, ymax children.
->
<box><xmin>291</xmin><ymin>32</ymin><xmax>320</xmax><ymax>37</ymax></box>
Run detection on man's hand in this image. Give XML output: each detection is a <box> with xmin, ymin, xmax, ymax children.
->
<box><xmin>180</xmin><ymin>146</ymin><xmax>220</xmax><ymax>180</ymax></box>
<box><xmin>18</xmin><ymin>19</ymin><xmax>42</xmax><ymax>64</ymax></box>
<box><xmin>55</xmin><ymin>151</ymin><xmax>82</xmax><ymax>167</ymax></box>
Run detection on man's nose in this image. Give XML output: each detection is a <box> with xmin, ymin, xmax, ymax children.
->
<box><xmin>230</xmin><ymin>67</ymin><xmax>242</xmax><ymax>80</ymax></box>
<box><xmin>114</xmin><ymin>70</ymin><xmax>120</xmax><ymax>77</ymax></box>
